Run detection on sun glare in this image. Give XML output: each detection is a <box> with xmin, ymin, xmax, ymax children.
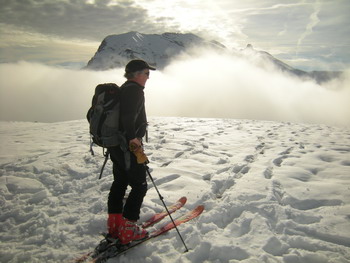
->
<box><xmin>136</xmin><ymin>0</ymin><xmax>243</xmax><ymax>46</ymax></box>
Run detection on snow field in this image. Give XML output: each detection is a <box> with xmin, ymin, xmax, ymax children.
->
<box><xmin>0</xmin><ymin>117</ymin><xmax>350</xmax><ymax>263</ymax></box>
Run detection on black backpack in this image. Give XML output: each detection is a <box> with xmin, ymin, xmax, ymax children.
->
<box><xmin>87</xmin><ymin>83</ymin><xmax>126</xmax><ymax>148</ymax></box>
<box><xmin>87</xmin><ymin>83</ymin><xmax>128</xmax><ymax>178</ymax></box>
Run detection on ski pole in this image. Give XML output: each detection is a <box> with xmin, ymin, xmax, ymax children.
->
<box><xmin>145</xmin><ymin>165</ymin><xmax>189</xmax><ymax>252</ymax></box>
<box><xmin>99</xmin><ymin>149</ymin><xmax>109</xmax><ymax>179</ymax></box>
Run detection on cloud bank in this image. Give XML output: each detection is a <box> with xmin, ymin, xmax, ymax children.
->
<box><xmin>147</xmin><ymin>52</ymin><xmax>350</xmax><ymax>126</ymax></box>
<box><xmin>1</xmin><ymin>52</ymin><xmax>349</xmax><ymax>126</ymax></box>
<box><xmin>0</xmin><ymin>62</ymin><xmax>123</xmax><ymax>122</ymax></box>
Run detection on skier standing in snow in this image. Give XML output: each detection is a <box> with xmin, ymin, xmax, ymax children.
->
<box><xmin>107</xmin><ymin>59</ymin><xmax>155</xmax><ymax>244</ymax></box>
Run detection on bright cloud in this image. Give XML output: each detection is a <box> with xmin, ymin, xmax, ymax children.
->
<box><xmin>1</xmin><ymin>52</ymin><xmax>349</xmax><ymax>126</ymax></box>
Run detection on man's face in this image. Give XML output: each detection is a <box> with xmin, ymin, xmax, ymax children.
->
<box><xmin>136</xmin><ymin>69</ymin><xmax>150</xmax><ymax>86</ymax></box>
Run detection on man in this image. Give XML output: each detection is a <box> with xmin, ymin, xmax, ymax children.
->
<box><xmin>107</xmin><ymin>59</ymin><xmax>155</xmax><ymax>245</ymax></box>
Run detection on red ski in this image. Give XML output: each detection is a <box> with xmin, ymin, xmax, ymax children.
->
<box><xmin>73</xmin><ymin>197</ymin><xmax>190</xmax><ymax>263</ymax></box>
<box><xmin>91</xmin><ymin>205</ymin><xmax>204</xmax><ymax>262</ymax></box>
<box><xmin>142</xmin><ymin>196</ymin><xmax>187</xmax><ymax>228</ymax></box>
<box><xmin>151</xmin><ymin>205</ymin><xmax>204</xmax><ymax>237</ymax></box>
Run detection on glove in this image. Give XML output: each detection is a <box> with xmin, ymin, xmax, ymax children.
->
<box><xmin>129</xmin><ymin>141</ymin><xmax>149</xmax><ymax>164</ymax></box>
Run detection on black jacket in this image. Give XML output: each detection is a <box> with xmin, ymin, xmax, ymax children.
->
<box><xmin>120</xmin><ymin>81</ymin><xmax>147</xmax><ymax>141</ymax></box>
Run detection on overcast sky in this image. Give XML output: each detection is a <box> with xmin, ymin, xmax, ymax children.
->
<box><xmin>0</xmin><ymin>0</ymin><xmax>349</xmax><ymax>71</ymax></box>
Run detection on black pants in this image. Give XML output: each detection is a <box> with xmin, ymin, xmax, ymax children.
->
<box><xmin>107</xmin><ymin>146</ymin><xmax>147</xmax><ymax>221</ymax></box>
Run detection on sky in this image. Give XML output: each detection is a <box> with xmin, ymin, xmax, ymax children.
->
<box><xmin>0</xmin><ymin>0</ymin><xmax>349</xmax><ymax>71</ymax></box>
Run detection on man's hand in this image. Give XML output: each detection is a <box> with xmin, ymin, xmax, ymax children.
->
<box><xmin>129</xmin><ymin>138</ymin><xmax>142</xmax><ymax>149</ymax></box>
<box><xmin>129</xmin><ymin>138</ymin><xmax>149</xmax><ymax>164</ymax></box>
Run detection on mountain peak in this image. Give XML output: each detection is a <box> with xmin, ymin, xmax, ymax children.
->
<box><xmin>86</xmin><ymin>32</ymin><xmax>222</xmax><ymax>70</ymax></box>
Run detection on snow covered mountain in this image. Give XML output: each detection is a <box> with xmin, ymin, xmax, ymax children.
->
<box><xmin>241</xmin><ymin>44</ymin><xmax>307</xmax><ymax>77</ymax></box>
<box><xmin>86</xmin><ymin>32</ymin><xmax>340</xmax><ymax>83</ymax></box>
<box><xmin>86</xmin><ymin>31</ymin><xmax>225</xmax><ymax>70</ymax></box>
<box><xmin>240</xmin><ymin>44</ymin><xmax>341</xmax><ymax>84</ymax></box>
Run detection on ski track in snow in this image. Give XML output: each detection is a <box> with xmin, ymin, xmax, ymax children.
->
<box><xmin>0</xmin><ymin>117</ymin><xmax>350</xmax><ymax>263</ymax></box>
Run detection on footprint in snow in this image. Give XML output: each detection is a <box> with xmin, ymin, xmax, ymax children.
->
<box><xmin>152</xmin><ymin>174</ymin><xmax>181</xmax><ymax>186</ymax></box>
<box><xmin>264</xmin><ymin>166</ymin><xmax>274</xmax><ymax>179</ymax></box>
